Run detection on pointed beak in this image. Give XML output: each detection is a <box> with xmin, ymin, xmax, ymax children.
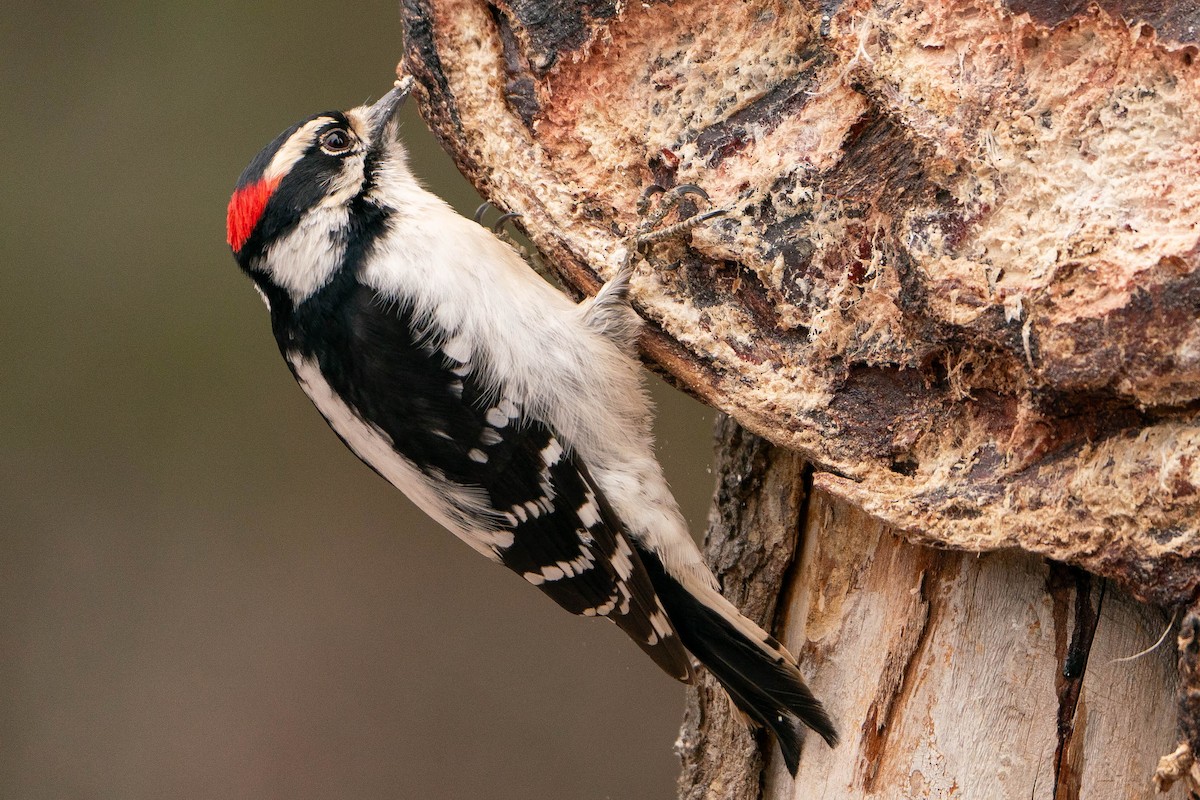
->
<box><xmin>368</xmin><ymin>76</ymin><xmax>414</xmax><ymax>143</ymax></box>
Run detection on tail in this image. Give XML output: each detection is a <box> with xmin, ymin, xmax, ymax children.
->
<box><xmin>637</xmin><ymin>547</ymin><xmax>838</xmax><ymax>775</ymax></box>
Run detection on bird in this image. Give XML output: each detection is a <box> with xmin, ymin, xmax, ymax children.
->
<box><xmin>225</xmin><ymin>77</ymin><xmax>837</xmax><ymax>774</ymax></box>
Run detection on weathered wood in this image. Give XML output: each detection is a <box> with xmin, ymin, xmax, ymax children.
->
<box><xmin>682</xmin><ymin>418</ymin><xmax>1182</xmax><ymax>798</ymax></box>
<box><xmin>775</xmin><ymin>486</ymin><xmax>1181</xmax><ymax>798</ymax></box>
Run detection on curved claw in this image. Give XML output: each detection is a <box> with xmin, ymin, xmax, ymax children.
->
<box><xmin>667</xmin><ymin>184</ymin><xmax>712</xmax><ymax>204</ymax></box>
<box><xmin>472</xmin><ymin>201</ymin><xmax>493</xmax><ymax>225</ymax></box>
<box><xmin>636</xmin><ymin>182</ymin><xmax>715</xmax><ymax>229</ymax></box>
<box><xmin>636</xmin><ymin>184</ymin><xmax>667</xmax><ymax>215</ymax></box>
<box><xmin>491</xmin><ymin>211</ymin><xmax>523</xmax><ymax>233</ymax></box>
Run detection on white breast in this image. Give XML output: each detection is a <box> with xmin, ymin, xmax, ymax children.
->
<box><xmin>361</xmin><ymin>167</ymin><xmax>715</xmax><ymax>587</ymax></box>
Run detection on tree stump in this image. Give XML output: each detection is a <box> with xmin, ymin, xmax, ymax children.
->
<box><xmin>397</xmin><ymin>0</ymin><xmax>1200</xmax><ymax>795</ymax></box>
<box><xmin>683</xmin><ymin>417</ymin><xmax>1180</xmax><ymax>798</ymax></box>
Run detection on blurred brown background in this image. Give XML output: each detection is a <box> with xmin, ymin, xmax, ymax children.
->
<box><xmin>1</xmin><ymin>2</ymin><xmax>715</xmax><ymax>797</ymax></box>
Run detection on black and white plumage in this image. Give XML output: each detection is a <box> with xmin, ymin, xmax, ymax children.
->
<box><xmin>226</xmin><ymin>80</ymin><xmax>837</xmax><ymax>773</ymax></box>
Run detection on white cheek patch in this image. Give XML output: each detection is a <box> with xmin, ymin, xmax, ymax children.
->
<box><xmin>262</xmin><ymin>207</ymin><xmax>350</xmax><ymax>303</ymax></box>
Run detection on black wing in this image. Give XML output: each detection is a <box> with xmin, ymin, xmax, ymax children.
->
<box><xmin>289</xmin><ymin>280</ymin><xmax>692</xmax><ymax>680</ymax></box>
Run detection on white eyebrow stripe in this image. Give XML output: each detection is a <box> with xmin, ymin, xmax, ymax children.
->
<box><xmin>345</xmin><ymin>107</ymin><xmax>372</xmax><ymax>141</ymax></box>
<box><xmin>264</xmin><ymin>118</ymin><xmax>331</xmax><ymax>182</ymax></box>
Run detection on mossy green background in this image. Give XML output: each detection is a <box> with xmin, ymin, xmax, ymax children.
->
<box><xmin>1</xmin><ymin>3</ymin><xmax>715</xmax><ymax>797</ymax></box>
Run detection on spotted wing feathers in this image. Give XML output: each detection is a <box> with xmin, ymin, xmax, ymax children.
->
<box><xmin>486</xmin><ymin>421</ymin><xmax>691</xmax><ymax>681</ymax></box>
<box><xmin>292</xmin><ymin>281</ymin><xmax>691</xmax><ymax>681</ymax></box>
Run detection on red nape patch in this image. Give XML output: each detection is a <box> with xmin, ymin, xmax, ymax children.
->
<box><xmin>226</xmin><ymin>176</ymin><xmax>280</xmax><ymax>251</ymax></box>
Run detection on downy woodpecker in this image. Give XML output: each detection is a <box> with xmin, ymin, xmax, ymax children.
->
<box><xmin>226</xmin><ymin>79</ymin><xmax>837</xmax><ymax>773</ymax></box>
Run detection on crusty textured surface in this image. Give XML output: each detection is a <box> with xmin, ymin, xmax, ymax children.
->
<box><xmin>400</xmin><ymin>0</ymin><xmax>1200</xmax><ymax>604</ymax></box>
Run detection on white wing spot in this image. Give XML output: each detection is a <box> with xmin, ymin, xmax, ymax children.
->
<box><xmin>577</xmin><ymin>490</ymin><xmax>601</xmax><ymax>528</ymax></box>
<box><xmin>480</xmin><ymin>428</ymin><xmax>503</xmax><ymax>446</ymax></box>
<box><xmin>497</xmin><ymin>397</ymin><xmax>520</xmax><ymax>418</ymax></box>
<box><xmin>612</xmin><ymin>536</ymin><xmax>634</xmax><ymax>580</ymax></box>
<box><xmin>562</xmin><ymin>539</ymin><xmax>596</xmax><ymax>576</ymax></box>
<box><xmin>583</xmin><ymin>594</ymin><xmax>618</xmax><ymax>616</ymax></box>
<box><xmin>485</xmin><ymin>398</ymin><xmax>520</xmax><ymax>428</ymax></box>
<box><xmin>524</xmin><ymin>564</ymin><xmax>565</xmax><ymax>584</ymax></box>
<box><xmin>617</xmin><ymin>582</ymin><xmax>632</xmax><ymax>615</ymax></box>
<box><xmin>468</xmin><ymin>448</ymin><xmax>488</xmax><ymax>463</ymax></box>
<box><xmin>442</xmin><ymin>335</ymin><xmax>471</xmax><ymax>364</ymax></box>
<box><xmin>486</xmin><ymin>529</ymin><xmax>514</xmax><ymax>551</ymax></box>
<box><xmin>649</xmin><ymin>609</ymin><xmax>673</xmax><ymax>638</ymax></box>
<box><xmin>540</xmin><ymin>438</ymin><xmax>564</xmax><ymax>466</ymax></box>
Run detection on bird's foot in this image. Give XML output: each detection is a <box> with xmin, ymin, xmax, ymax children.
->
<box><xmin>472</xmin><ymin>201</ymin><xmax>523</xmax><ymax>235</ymax></box>
<box><xmin>624</xmin><ymin>183</ymin><xmax>726</xmax><ymax>271</ymax></box>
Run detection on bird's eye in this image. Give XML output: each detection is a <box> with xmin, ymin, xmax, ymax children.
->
<box><xmin>319</xmin><ymin>128</ymin><xmax>353</xmax><ymax>155</ymax></box>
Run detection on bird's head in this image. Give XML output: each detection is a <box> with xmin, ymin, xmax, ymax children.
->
<box><xmin>226</xmin><ymin>79</ymin><xmax>414</xmax><ymax>306</ymax></box>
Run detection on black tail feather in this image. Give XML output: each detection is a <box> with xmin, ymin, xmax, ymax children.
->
<box><xmin>638</xmin><ymin>548</ymin><xmax>837</xmax><ymax>775</ymax></box>
<box><xmin>709</xmin><ymin>663</ymin><xmax>806</xmax><ymax>774</ymax></box>
<box><xmin>676</xmin><ymin>597</ymin><xmax>836</xmax><ymax>773</ymax></box>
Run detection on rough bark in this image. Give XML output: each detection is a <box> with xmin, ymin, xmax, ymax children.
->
<box><xmin>396</xmin><ymin>0</ymin><xmax>1200</xmax><ymax>794</ymax></box>
<box><xmin>685</xmin><ymin>417</ymin><xmax>1181</xmax><ymax>799</ymax></box>
<box><xmin>677</xmin><ymin>414</ymin><xmax>808</xmax><ymax>799</ymax></box>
